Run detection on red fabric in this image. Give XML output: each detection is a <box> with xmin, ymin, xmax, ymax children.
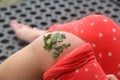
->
<box><xmin>44</xmin><ymin>14</ymin><xmax>120</xmax><ymax>79</ymax></box>
<box><xmin>44</xmin><ymin>43</ymin><xmax>107</xmax><ymax>80</ymax></box>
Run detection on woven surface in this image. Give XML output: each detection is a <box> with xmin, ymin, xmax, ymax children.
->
<box><xmin>0</xmin><ymin>0</ymin><xmax>120</xmax><ymax>62</ymax></box>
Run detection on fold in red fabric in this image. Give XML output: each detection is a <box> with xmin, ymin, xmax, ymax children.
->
<box><xmin>43</xmin><ymin>43</ymin><xmax>107</xmax><ymax>80</ymax></box>
<box><xmin>47</xmin><ymin>15</ymin><xmax>120</xmax><ymax>79</ymax></box>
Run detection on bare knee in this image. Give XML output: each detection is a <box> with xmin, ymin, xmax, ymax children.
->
<box><xmin>0</xmin><ymin>31</ymin><xmax>85</xmax><ymax>80</ymax></box>
<box><xmin>32</xmin><ymin>31</ymin><xmax>85</xmax><ymax>72</ymax></box>
<box><xmin>49</xmin><ymin>31</ymin><xmax>85</xmax><ymax>60</ymax></box>
<box><xmin>54</xmin><ymin>31</ymin><xmax>85</xmax><ymax>58</ymax></box>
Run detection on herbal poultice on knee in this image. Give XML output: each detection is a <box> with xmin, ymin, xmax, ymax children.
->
<box><xmin>43</xmin><ymin>32</ymin><xmax>71</xmax><ymax>58</ymax></box>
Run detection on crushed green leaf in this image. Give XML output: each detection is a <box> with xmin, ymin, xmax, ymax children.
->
<box><xmin>62</xmin><ymin>43</ymin><xmax>71</xmax><ymax>48</ymax></box>
<box><xmin>52</xmin><ymin>51</ymin><xmax>60</xmax><ymax>57</ymax></box>
<box><xmin>43</xmin><ymin>32</ymin><xmax>71</xmax><ymax>58</ymax></box>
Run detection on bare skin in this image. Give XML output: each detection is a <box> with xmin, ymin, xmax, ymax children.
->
<box><xmin>0</xmin><ymin>20</ymin><xmax>116</xmax><ymax>80</ymax></box>
<box><xmin>10</xmin><ymin>20</ymin><xmax>47</xmax><ymax>42</ymax></box>
<box><xmin>0</xmin><ymin>27</ymin><xmax>84</xmax><ymax>80</ymax></box>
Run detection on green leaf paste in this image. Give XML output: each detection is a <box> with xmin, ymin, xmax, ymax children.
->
<box><xmin>43</xmin><ymin>32</ymin><xmax>71</xmax><ymax>58</ymax></box>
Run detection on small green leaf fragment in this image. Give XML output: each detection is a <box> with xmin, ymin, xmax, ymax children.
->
<box><xmin>43</xmin><ymin>34</ymin><xmax>53</xmax><ymax>51</ymax></box>
<box><xmin>51</xmin><ymin>36</ymin><xmax>57</xmax><ymax>43</ymax></box>
<box><xmin>52</xmin><ymin>51</ymin><xmax>60</xmax><ymax>58</ymax></box>
<box><xmin>48</xmin><ymin>39</ymin><xmax>54</xmax><ymax>50</ymax></box>
<box><xmin>62</xmin><ymin>34</ymin><xmax>66</xmax><ymax>39</ymax></box>
<box><xmin>56</xmin><ymin>35</ymin><xmax>63</xmax><ymax>42</ymax></box>
<box><xmin>55</xmin><ymin>46</ymin><xmax>63</xmax><ymax>52</ymax></box>
<box><xmin>44</xmin><ymin>34</ymin><xmax>51</xmax><ymax>41</ymax></box>
<box><xmin>44</xmin><ymin>41</ymin><xmax>50</xmax><ymax>50</ymax></box>
<box><xmin>52</xmin><ymin>45</ymin><xmax>57</xmax><ymax>49</ymax></box>
<box><xmin>53</xmin><ymin>32</ymin><xmax>63</xmax><ymax>42</ymax></box>
<box><xmin>43</xmin><ymin>32</ymin><xmax>71</xmax><ymax>58</ymax></box>
<box><xmin>62</xmin><ymin>43</ymin><xmax>71</xmax><ymax>48</ymax></box>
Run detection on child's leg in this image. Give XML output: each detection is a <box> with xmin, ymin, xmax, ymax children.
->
<box><xmin>48</xmin><ymin>14</ymin><xmax>120</xmax><ymax>79</ymax></box>
<box><xmin>10</xmin><ymin>15</ymin><xmax>119</xmax><ymax>79</ymax></box>
<box><xmin>0</xmin><ymin>31</ymin><xmax>84</xmax><ymax>80</ymax></box>
<box><xmin>10</xmin><ymin>20</ymin><xmax>47</xmax><ymax>43</ymax></box>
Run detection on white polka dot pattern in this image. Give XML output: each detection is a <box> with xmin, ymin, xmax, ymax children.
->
<box><xmin>84</xmin><ymin>68</ymin><xmax>89</xmax><ymax>72</ymax></box>
<box><xmin>108</xmin><ymin>52</ymin><xmax>112</xmax><ymax>57</ymax></box>
<box><xmin>80</xmin><ymin>30</ymin><xmax>84</xmax><ymax>33</ymax></box>
<box><xmin>90</xmin><ymin>22</ymin><xmax>94</xmax><ymax>26</ymax></box>
<box><xmin>103</xmin><ymin>19</ymin><xmax>108</xmax><ymax>22</ymax></box>
<box><xmin>75</xmin><ymin>69</ymin><xmax>79</xmax><ymax>73</ymax></box>
<box><xmin>112</xmin><ymin>28</ymin><xmax>116</xmax><ymax>32</ymax></box>
<box><xmin>95</xmin><ymin>74</ymin><xmax>99</xmax><ymax>78</ymax></box>
<box><xmin>80</xmin><ymin>22</ymin><xmax>83</xmax><ymax>25</ymax></box>
<box><xmin>95</xmin><ymin>15</ymin><xmax>98</xmax><ymax>17</ymax></box>
<box><xmin>118</xmin><ymin>64</ymin><xmax>120</xmax><ymax>67</ymax></box>
<box><xmin>93</xmin><ymin>63</ymin><xmax>97</xmax><ymax>67</ymax></box>
<box><xmin>72</xmin><ymin>23</ymin><xmax>75</xmax><ymax>26</ymax></box>
<box><xmin>92</xmin><ymin>43</ymin><xmax>96</xmax><ymax>48</ymax></box>
<box><xmin>98</xmin><ymin>33</ymin><xmax>103</xmax><ymax>37</ymax></box>
<box><xmin>117</xmin><ymin>71</ymin><xmax>120</xmax><ymax>76</ymax></box>
<box><xmin>99</xmin><ymin>53</ymin><xmax>102</xmax><ymax>58</ymax></box>
<box><xmin>113</xmin><ymin>36</ymin><xmax>117</xmax><ymax>40</ymax></box>
<box><xmin>74</xmin><ymin>26</ymin><xmax>78</xmax><ymax>32</ymax></box>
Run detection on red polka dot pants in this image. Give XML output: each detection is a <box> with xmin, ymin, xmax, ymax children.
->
<box><xmin>48</xmin><ymin>14</ymin><xmax>120</xmax><ymax>79</ymax></box>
